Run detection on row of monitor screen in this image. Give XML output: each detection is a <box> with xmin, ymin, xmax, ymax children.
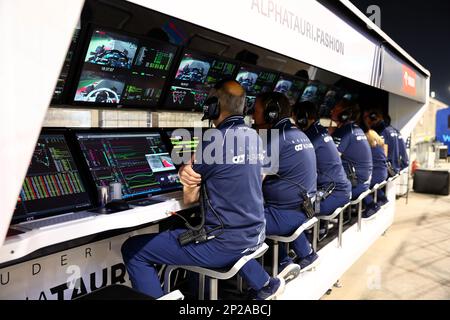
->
<box><xmin>62</xmin><ymin>26</ymin><xmax>342</xmax><ymax>114</ymax></box>
<box><xmin>13</xmin><ymin>129</ymin><xmax>200</xmax><ymax>225</ymax></box>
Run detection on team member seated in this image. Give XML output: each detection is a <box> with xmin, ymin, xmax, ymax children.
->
<box><xmin>330</xmin><ymin>100</ymin><xmax>373</xmax><ymax>203</ymax></box>
<box><xmin>242</xmin><ymin>92</ymin><xmax>318</xmax><ymax>279</ymax></box>
<box><xmin>363</xmin><ymin>109</ymin><xmax>401</xmax><ymax>174</ymax></box>
<box><xmin>121</xmin><ymin>80</ymin><xmax>285</xmax><ymax>300</ymax></box>
<box><xmin>385</xmin><ymin>115</ymin><xmax>409</xmax><ymax>171</ymax></box>
<box><xmin>362</xmin><ymin>113</ymin><xmax>390</xmax><ymax>208</ymax></box>
<box><xmin>292</xmin><ymin>101</ymin><xmax>351</xmax><ymax>228</ymax></box>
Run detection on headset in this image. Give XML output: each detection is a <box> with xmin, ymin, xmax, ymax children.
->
<box><xmin>338</xmin><ymin>108</ymin><xmax>352</xmax><ymax>123</ymax></box>
<box><xmin>201</xmin><ymin>96</ymin><xmax>220</xmax><ymax>121</ymax></box>
<box><xmin>294</xmin><ymin>108</ymin><xmax>309</xmax><ymax>130</ymax></box>
<box><xmin>263</xmin><ymin>98</ymin><xmax>281</xmax><ymax>125</ymax></box>
<box><xmin>368</xmin><ymin>112</ymin><xmax>378</xmax><ymax>121</ymax></box>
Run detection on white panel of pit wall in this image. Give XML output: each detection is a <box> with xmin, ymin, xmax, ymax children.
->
<box><xmin>0</xmin><ymin>225</ymin><xmax>158</xmax><ymax>300</ymax></box>
<box><xmin>128</xmin><ymin>0</ymin><xmax>379</xmax><ymax>86</ymax></box>
<box><xmin>389</xmin><ymin>93</ymin><xmax>429</xmax><ymax>138</ymax></box>
<box><xmin>0</xmin><ymin>0</ymin><xmax>85</xmax><ymax>245</ymax></box>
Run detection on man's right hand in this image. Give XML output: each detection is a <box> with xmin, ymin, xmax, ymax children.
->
<box><xmin>179</xmin><ymin>164</ymin><xmax>202</xmax><ymax>187</ymax></box>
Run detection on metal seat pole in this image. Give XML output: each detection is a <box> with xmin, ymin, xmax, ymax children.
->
<box><xmin>357</xmin><ymin>201</ymin><xmax>363</xmax><ymax>231</ymax></box>
<box><xmin>209</xmin><ymin>278</ymin><xmax>218</xmax><ymax>300</ymax></box>
<box><xmin>312</xmin><ymin>222</ymin><xmax>318</xmax><ymax>252</ymax></box>
<box><xmin>338</xmin><ymin>210</ymin><xmax>343</xmax><ymax>248</ymax></box>
<box><xmin>272</xmin><ymin>240</ymin><xmax>279</xmax><ymax>277</ymax></box>
<box><xmin>199</xmin><ymin>274</ymin><xmax>205</xmax><ymax>300</ymax></box>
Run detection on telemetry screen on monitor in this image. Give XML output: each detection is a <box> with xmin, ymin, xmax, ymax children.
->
<box><xmin>164</xmin><ymin>50</ymin><xmax>238</xmax><ymax>111</ymax></box>
<box><xmin>76</xmin><ymin>132</ymin><xmax>181</xmax><ymax>199</ymax></box>
<box><xmin>236</xmin><ymin>66</ymin><xmax>278</xmax><ymax>113</ymax></box>
<box><xmin>300</xmin><ymin>82</ymin><xmax>328</xmax><ymax>105</ymax></box>
<box><xmin>274</xmin><ymin>74</ymin><xmax>308</xmax><ymax>106</ymax></box>
<box><xmin>164</xmin><ymin>129</ymin><xmax>200</xmax><ymax>158</ymax></box>
<box><xmin>13</xmin><ymin>134</ymin><xmax>92</xmax><ymax>223</ymax></box>
<box><xmin>73</xmin><ymin>28</ymin><xmax>177</xmax><ymax>107</ymax></box>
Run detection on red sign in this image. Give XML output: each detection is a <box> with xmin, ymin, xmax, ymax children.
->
<box><xmin>402</xmin><ymin>65</ymin><xmax>417</xmax><ymax>96</ymax></box>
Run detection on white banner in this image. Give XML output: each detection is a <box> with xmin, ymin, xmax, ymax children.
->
<box><xmin>128</xmin><ymin>0</ymin><xmax>379</xmax><ymax>85</ymax></box>
<box><xmin>0</xmin><ymin>226</ymin><xmax>157</xmax><ymax>300</ymax></box>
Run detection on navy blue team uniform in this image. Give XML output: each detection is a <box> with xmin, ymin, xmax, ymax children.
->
<box><xmin>374</xmin><ymin>121</ymin><xmax>401</xmax><ymax>173</ymax></box>
<box><xmin>364</xmin><ymin>141</ymin><xmax>388</xmax><ymax>207</ymax></box>
<box><xmin>304</xmin><ymin>121</ymin><xmax>351</xmax><ymax>215</ymax></box>
<box><xmin>332</xmin><ymin>123</ymin><xmax>373</xmax><ymax>200</ymax></box>
<box><xmin>241</xmin><ymin>118</ymin><xmax>317</xmax><ymax>273</ymax></box>
<box><xmin>397</xmin><ymin>130</ymin><xmax>409</xmax><ymax>170</ymax></box>
<box><xmin>121</xmin><ymin>116</ymin><xmax>268</xmax><ymax>298</ymax></box>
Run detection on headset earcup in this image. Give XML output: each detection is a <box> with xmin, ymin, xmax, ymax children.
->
<box><xmin>264</xmin><ymin>100</ymin><xmax>280</xmax><ymax>124</ymax></box>
<box><xmin>202</xmin><ymin>97</ymin><xmax>220</xmax><ymax>121</ymax></box>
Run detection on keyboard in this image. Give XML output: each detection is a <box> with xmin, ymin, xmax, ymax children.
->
<box><xmin>15</xmin><ymin>211</ymin><xmax>97</xmax><ymax>231</ymax></box>
<box><xmin>128</xmin><ymin>198</ymin><xmax>163</xmax><ymax>206</ymax></box>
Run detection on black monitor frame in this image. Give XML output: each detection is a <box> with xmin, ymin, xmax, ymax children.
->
<box><xmin>72</xmin><ymin>127</ymin><xmax>182</xmax><ymax>204</ymax></box>
<box><xmin>11</xmin><ymin>128</ymin><xmax>94</xmax><ymax>225</ymax></box>
<box><xmin>69</xmin><ymin>24</ymin><xmax>180</xmax><ymax>110</ymax></box>
<box><xmin>160</xmin><ymin>48</ymin><xmax>240</xmax><ymax>112</ymax></box>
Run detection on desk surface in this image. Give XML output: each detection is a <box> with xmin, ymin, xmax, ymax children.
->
<box><xmin>0</xmin><ymin>191</ymin><xmax>195</xmax><ymax>264</ymax></box>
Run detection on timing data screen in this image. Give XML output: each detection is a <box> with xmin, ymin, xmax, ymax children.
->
<box><xmin>273</xmin><ymin>75</ymin><xmax>308</xmax><ymax>106</ymax></box>
<box><xmin>76</xmin><ymin>132</ymin><xmax>181</xmax><ymax>199</ymax></box>
<box><xmin>13</xmin><ymin>134</ymin><xmax>91</xmax><ymax>223</ymax></box>
<box><xmin>74</xmin><ymin>29</ymin><xmax>176</xmax><ymax>107</ymax></box>
<box><xmin>236</xmin><ymin>66</ymin><xmax>278</xmax><ymax>113</ymax></box>
<box><xmin>165</xmin><ymin>51</ymin><xmax>238</xmax><ymax>110</ymax></box>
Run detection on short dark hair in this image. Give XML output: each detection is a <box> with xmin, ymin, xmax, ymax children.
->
<box><xmin>295</xmin><ymin>69</ymin><xmax>310</xmax><ymax>80</ymax></box>
<box><xmin>258</xmin><ymin>92</ymin><xmax>291</xmax><ymax>119</ymax></box>
<box><xmin>292</xmin><ymin>101</ymin><xmax>318</xmax><ymax>120</ymax></box>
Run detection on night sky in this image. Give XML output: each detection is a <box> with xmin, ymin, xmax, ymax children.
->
<box><xmin>350</xmin><ymin>0</ymin><xmax>450</xmax><ymax>105</ymax></box>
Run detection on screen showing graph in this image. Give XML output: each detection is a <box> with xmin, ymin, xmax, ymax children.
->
<box><xmin>12</xmin><ymin>134</ymin><xmax>92</xmax><ymax>223</ymax></box>
<box><xmin>76</xmin><ymin>131</ymin><xmax>181</xmax><ymax>199</ymax></box>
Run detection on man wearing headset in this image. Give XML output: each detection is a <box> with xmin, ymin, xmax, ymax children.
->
<box><xmin>122</xmin><ymin>80</ymin><xmax>285</xmax><ymax>300</ymax></box>
<box><xmin>245</xmin><ymin>92</ymin><xmax>319</xmax><ymax>277</ymax></box>
<box><xmin>330</xmin><ymin>100</ymin><xmax>373</xmax><ymax>201</ymax></box>
<box><xmin>385</xmin><ymin>115</ymin><xmax>409</xmax><ymax>171</ymax></box>
<box><xmin>292</xmin><ymin>101</ymin><xmax>351</xmax><ymax>229</ymax></box>
<box><xmin>363</xmin><ymin>109</ymin><xmax>402</xmax><ymax>174</ymax></box>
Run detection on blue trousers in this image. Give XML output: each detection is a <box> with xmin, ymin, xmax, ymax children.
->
<box><xmin>121</xmin><ymin>229</ymin><xmax>268</xmax><ymax>298</ymax></box>
<box><xmin>351</xmin><ymin>183</ymin><xmax>369</xmax><ymax>200</ymax></box>
<box><xmin>240</xmin><ymin>207</ymin><xmax>312</xmax><ymax>289</ymax></box>
<box><xmin>319</xmin><ymin>191</ymin><xmax>351</xmax><ymax>215</ymax></box>
<box><xmin>364</xmin><ymin>169</ymin><xmax>388</xmax><ymax>206</ymax></box>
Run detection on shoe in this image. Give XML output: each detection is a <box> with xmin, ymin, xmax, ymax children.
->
<box><xmin>278</xmin><ymin>262</ymin><xmax>301</xmax><ymax>284</ymax></box>
<box><xmin>299</xmin><ymin>251</ymin><xmax>319</xmax><ymax>272</ymax></box>
<box><xmin>255</xmin><ymin>277</ymin><xmax>285</xmax><ymax>300</ymax></box>
<box><xmin>377</xmin><ymin>196</ymin><xmax>388</xmax><ymax>207</ymax></box>
<box><xmin>362</xmin><ymin>203</ymin><xmax>380</xmax><ymax>220</ymax></box>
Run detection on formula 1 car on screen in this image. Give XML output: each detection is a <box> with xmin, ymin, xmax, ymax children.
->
<box><xmin>88</xmin><ymin>47</ymin><xmax>132</xmax><ymax>69</ymax></box>
<box><xmin>81</xmin><ymin>85</ymin><xmax>120</xmax><ymax>103</ymax></box>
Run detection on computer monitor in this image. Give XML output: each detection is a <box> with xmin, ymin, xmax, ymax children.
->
<box><xmin>73</xmin><ymin>27</ymin><xmax>177</xmax><ymax>108</ymax></box>
<box><xmin>75</xmin><ymin>131</ymin><xmax>181</xmax><ymax>200</ymax></box>
<box><xmin>164</xmin><ymin>50</ymin><xmax>238</xmax><ymax>111</ymax></box>
<box><xmin>235</xmin><ymin>65</ymin><xmax>278</xmax><ymax>113</ymax></box>
<box><xmin>273</xmin><ymin>74</ymin><xmax>308</xmax><ymax>106</ymax></box>
<box><xmin>300</xmin><ymin>81</ymin><xmax>328</xmax><ymax>105</ymax></box>
<box><xmin>12</xmin><ymin>133</ymin><xmax>92</xmax><ymax>224</ymax></box>
<box><xmin>162</xmin><ymin>128</ymin><xmax>201</xmax><ymax>165</ymax></box>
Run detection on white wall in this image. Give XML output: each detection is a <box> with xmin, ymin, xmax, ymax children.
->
<box><xmin>0</xmin><ymin>0</ymin><xmax>85</xmax><ymax>244</ymax></box>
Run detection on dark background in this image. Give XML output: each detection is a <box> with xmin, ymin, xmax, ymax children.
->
<box><xmin>350</xmin><ymin>0</ymin><xmax>450</xmax><ymax>105</ymax></box>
